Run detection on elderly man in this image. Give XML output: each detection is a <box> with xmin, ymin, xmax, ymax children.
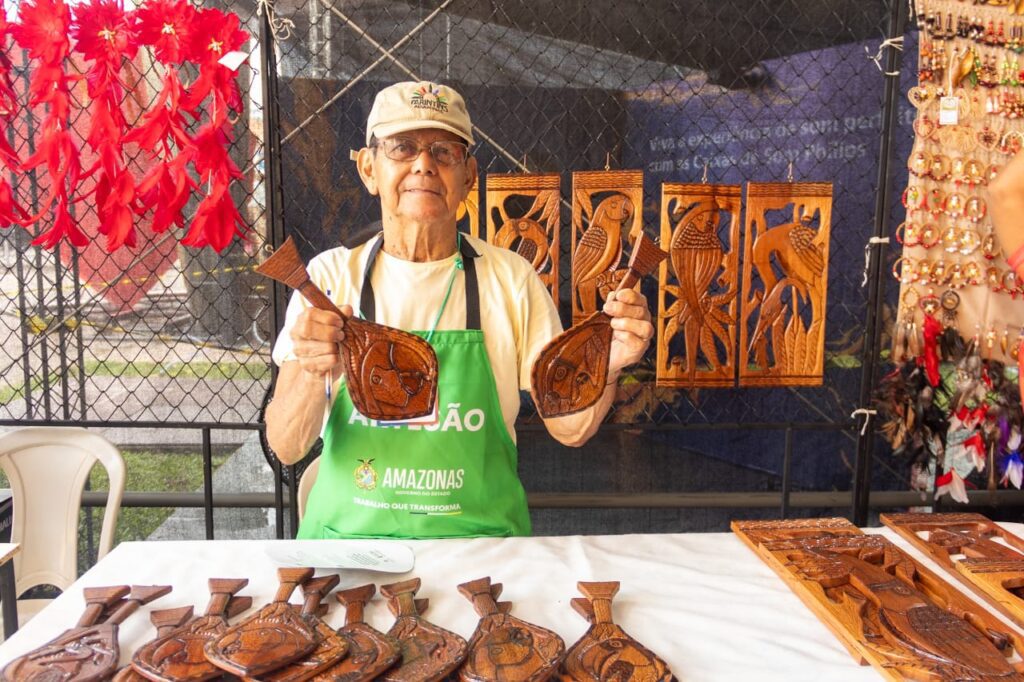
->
<box><xmin>265</xmin><ymin>81</ymin><xmax>654</xmax><ymax>539</ymax></box>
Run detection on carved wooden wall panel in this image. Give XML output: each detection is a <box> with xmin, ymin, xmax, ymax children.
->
<box><xmin>570</xmin><ymin>170</ymin><xmax>644</xmax><ymax>325</ymax></box>
<box><xmin>657</xmin><ymin>183</ymin><xmax>741</xmax><ymax>388</ymax></box>
<box><xmin>486</xmin><ymin>173</ymin><xmax>561</xmax><ymax>303</ymax></box>
<box><xmin>882</xmin><ymin>512</ymin><xmax>1024</xmax><ymax>633</ymax></box>
<box><xmin>458</xmin><ymin>176</ymin><xmax>480</xmax><ymax>238</ymax></box>
<box><xmin>733</xmin><ymin>518</ymin><xmax>1024</xmax><ymax>681</ymax></box>
<box><xmin>739</xmin><ymin>183</ymin><xmax>832</xmax><ymax>386</ymax></box>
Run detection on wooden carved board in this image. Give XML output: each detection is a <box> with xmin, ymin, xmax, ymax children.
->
<box><xmin>657</xmin><ymin>183</ymin><xmax>741</xmax><ymax>388</ymax></box>
<box><xmin>132</xmin><ymin>577</ymin><xmax>250</xmax><ymax>682</ymax></box>
<box><xmin>379</xmin><ymin>578</ymin><xmax>468</xmax><ymax>682</ymax></box>
<box><xmin>739</xmin><ymin>182</ymin><xmax>832</xmax><ymax>386</ymax></box>
<box><xmin>732</xmin><ymin>517</ymin><xmax>1024</xmax><ymax>681</ymax></box>
<box><xmin>485</xmin><ymin>173</ymin><xmax>561</xmax><ymax>303</ymax></box>
<box><xmin>308</xmin><ymin>584</ymin><xmax>401</xmax><ymax>682</ymax></box>
<box><xmin>458</xmin><ymin>175</ymin><xmax>480</xmax><ymax>238</ymax></box>
<box><xmin>112</xmin><ymin>606</ymin><xmax>194</xmax><ymax>681</ymax></box>
<box><xmin>570</xmin><ymin>170</ymin><xmax>644</xmax><ymax>325</ymax></box>
<box><xmin>457</xmin><ymin>577</ymin><xmax>565</xmax><ymax>682</ymax></box>
<box><xmin>559</xmin><ymin>581</ymin><xmax>673</xmax><ymax>682</ymax></box>
<box><xmin>882</xmin><ymin>512</ymin><xmax>1024</xmax><ymax>633</ymax></box>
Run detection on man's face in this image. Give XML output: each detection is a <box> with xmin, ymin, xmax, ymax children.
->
<box><xmin>357</xmin><ymin>129</ymin><xmax>476</xmax><ymax>228</ymax></box>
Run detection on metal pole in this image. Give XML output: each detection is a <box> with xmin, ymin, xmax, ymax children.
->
<box><xmin>781</xmin><ymin>427</ymin><xmax>793</xmax><ymax>519</ymax></box>
<box><xmin>852</xmin><ymin>0</ymin><xmax>908</xmax><ymax>526</ymax></box>
<box><xmin>202</xmin><ymin>427</ymin><xmax>214</xmax><ymax>540</ymax></box>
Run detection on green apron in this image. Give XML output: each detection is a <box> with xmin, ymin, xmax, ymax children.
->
<box><xmin>297</xmin><ymin>235</ymin><xmax>531</xmax><ymax>539</ymax></box>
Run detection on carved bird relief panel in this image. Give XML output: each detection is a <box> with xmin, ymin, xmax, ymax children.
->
<box><xmin>485</xmin><ymin>173</ymin><xmax>561</xmax><ymax>304</ymax></box>
<box><xmin>570</xmin><ymin>170</ymin><xmax>644</xmax><ymax>325</ymax></box>
<box><xmin>732</xmin><ymin>518</ymin><xmax>1024</xmax><ymax>682</ymax></box>
<box><xmin>457</xmin><ymin>175</ymin><xmax>481</xmax><ymax>238</ymax></box>
<box><xmin>657</xmin><ymin>183</ymin><xmax>741</xmax><ymax>388</ymax></box>
<box><xmin>739</xmin><ymin>182</ymin><xmax>833</xmax><ymax>387</ymax></box>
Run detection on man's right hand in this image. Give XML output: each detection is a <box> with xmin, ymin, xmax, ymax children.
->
<box><xmin>291</xmin><ymin>305</ymin><xmax>352</xmax><ymax>378</ymax></box>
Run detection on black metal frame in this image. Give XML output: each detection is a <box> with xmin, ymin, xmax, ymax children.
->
<box><xmin>5</xmin><ymin>0</ymin><xmax>1003</xmax><ymax>543</ymax></box>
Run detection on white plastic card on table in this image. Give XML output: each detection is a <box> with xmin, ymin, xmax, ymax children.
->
<box><xmin>264</xmin><ymin>540</ymin><xmax>414</xmax><ymax>572</ymax></box>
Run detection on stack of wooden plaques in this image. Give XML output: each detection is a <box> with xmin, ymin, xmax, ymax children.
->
<box><xmin>733</xmin><ymin>517</ymin><xmax>1024</xmax><ymax>681</ymax></box>
<box><xmin>882</xmin><ymin>512</ymin><xmax>1024</xmax><ymax>632</ymax></box>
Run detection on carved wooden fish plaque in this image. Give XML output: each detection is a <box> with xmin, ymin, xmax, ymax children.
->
<box><xmin>205</xmin><ymin>568</ymin><xmax>319</xmax><ymax>678</ymax></box>
<box><xmin>532</xmin><ymin>233</ymin><xmax>667</xmax><ymax>418</ymax></box>
<box><xmin>132</xmin><ymin>577</ymin><xmax>251</xmax><ymax>682</ymax></box>
<box><xmin>2</xmin><ymin>584</ymin><xmax>171</xmax><ymax>682</ymax></box>
<box><xmin>307</xmin><ymin>584</ymin><xmax>402</xmax><ymax>682</ymax></box>
<box><xmin>457</xmin><ymin>576</ymin><xmax>565</xmax><ymax>682</ymax></box>
<box><xmin>256</xmin><ymin>237</ymin><xmax>438</xmax><ymax>421</ymax></box>
<box><xmin>378</xmin><ymin>578</ymin><xmax>468</xmax><ymax>682</ymax></box>
<box><xmin>559</xmin><ymin>581</ymin><xmax>673</xmax><ymax>682</ymax></box>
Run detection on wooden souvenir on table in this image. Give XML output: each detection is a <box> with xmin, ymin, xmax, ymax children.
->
<box><xmin>531</xmin><ymin>233</ymin><xmax>668</xmax><ymax>418</ymax></box>
<box><xmin>256</xmin><ymin>237</ymin><xmax>439</xmax><ymax>421</ymax></box>
<box><xmin>738</xmin><ymin>182</ymin><xmax>832</xmax><ymax>386</ymax></box>
<box><xmin>378</xmin><ymin>578</ymin><xmax>468</xmax><ymax>682</ymax></box>
<box><xmin>657</xmin><ymin>183</ymin><xmax>742</xmax><ymax>388</ymax></box>
<box><xmin>259</xmin><ymin>574</ymin><xmax>350</xmax><ymax>682</ymax></box>
<box><xmin>559</xmin><ymin>581</ymin><xmax>673</xmax><ymax>682</ymax></box>
<box><xmin>307</xmin><ymin>584</ymin><xmax>401</xmax><ymax>682</ymax></box>
<box><xmin>458</xmin><ymin>175</ymin><xmax>481</xmax><ymax>238</ymax></box>
<box><xmin>881</xmin><ymin>512</ymin><xmax>1024</xmax><ymax>631</ymax></box>
<box><xmin>205</xmin><ymin>568</ymin><xmax>319</xmax><ymax>678</ymax></box>
<box><xmin>732</xmin><ymin>517</ymin><xmax>1024</xmax><ymax>681</ymax></box>
<box><xmin>132</xmin><ymin>577</ymin><xmax>251</xmax><ymax>682</ymax></box>
<box><xmin>2</xmin><ymin>584</ymin><xmax>171</xmax><ymax>682</ymax></box>
<box><xmin>456</xmin><ymin>576</ymin><xmax>565</xmax><ymax>682</ymax></box>
<box><xmin>112</xmin><ymin>606</ymin><xmax>194</xmax><ymax>681</ymax></box>
<box><xmin>570</xmin><ymin>170</ymin><xmax>644</xmax><ymax>324</ymax></box>
<box><xmin>485</xmin><ymin>173</ymin><xmax>561</xmax><ymax>302</ymax></box>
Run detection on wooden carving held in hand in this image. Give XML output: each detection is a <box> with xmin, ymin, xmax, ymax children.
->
<box><xmin>378</xmin><ymin>578</ymin><xmax>468</xmax><ymax>682</ymax></box>
<box><xmin>732</xmin><ymin>518</ymin><xmax>1024</xmax><ymax>681</ymax></box>
<box><xmin>132</xmin><ymin>577</ymin><xmax>251</xmax><ymax>682</ymax></box>
<box><xmin>205</xmin><ymin>568</ymin><xmax>319</xmax><ymax>678</ymax></box>
<box><xmin>308</xmin><ymin>584</ymin><xmax>401</xmax><ymax>682</ymax></box>
<box><xmin>571</xmin><ymin>170</ymin><xmax>644</xmax><ymax>324</ymax></box>
<box><xmin>532</xmin><ymin>234</ymin><xmax>667</xmax><ymax>419</ymax></box>
<box><xmin>739</xmin><ymin>182</ymin><xmax>832</xmax><ymax>386</ymax></box>
<box><xmin>657</xmin><ymin>183</ymin><xmax>741</xmax><ymax>388</ymax></box>
<box><xmin>457</xmin><ymin>175</ymin><xmax>481</xmax><ymax>238</ymax></box>
<box><xmin>256</xmin><ymin>237</ymin><xmax>438</xmax><ymax>421</ymax></box>
<box><xmin>486</xmin><ymin>173</ymin><xmax>561</xmax><ymax>303</ymax></box>
<box><xmin>559</xmin><ymin>582</ymin><xmax>673</xmax><ymax>682</ymax></box>
<box><xmin>2</xmin><ymin>584</ymin><xmax>171</xmax><ymax>682</ymax></box>
<box><xmin>113</xmin><ymin>606</ymin><xmax>194</xmax><ymax>681</ymax></box>
<box><xmin>457</xmin><ymin>576</ymin><xmax>565</xmax><ymax>682</ymax></box>
<box><xmin>260</xmin><ymin>574</ymin><xmax>350</xmax><ymax>682</ymax></box>
<box><xmin>882</xmin><ymin>512</ymin><xmax>1024</xmax><ymax>632</ymax></box>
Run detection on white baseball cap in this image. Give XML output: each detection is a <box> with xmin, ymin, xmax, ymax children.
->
<box><xmin>365</xmin><ymin>81</ymin><xmax>475</xmax><ymax>147</ymax></box>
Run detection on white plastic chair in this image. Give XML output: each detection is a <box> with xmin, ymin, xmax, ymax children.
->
<box><xmin>0</xmin><ymin>427</ymin><xmax>125</xmax><ymax>627</ymax></box>
<box><xmin>297</xmin><ymin>457</ymin><xmax>320</xmax><ymax>522</ymax></box>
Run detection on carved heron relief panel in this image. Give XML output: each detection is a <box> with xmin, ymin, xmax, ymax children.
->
<box><xmin>739</xmin><ymin>182</ymin><xmax>832</xmax><ymax>386</ymax></box>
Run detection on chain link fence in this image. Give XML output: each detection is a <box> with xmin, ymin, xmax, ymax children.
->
<box><xmin>0</xmin><ymin>0</ymin><xmax>921</xmax><ymax>537</ymax></box>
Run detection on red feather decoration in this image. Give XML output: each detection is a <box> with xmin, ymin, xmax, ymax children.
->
<box><xmin>0</xmin><ymin>13</ymin><xmax>26</xmax><ymax>226</ymax></box>
<box><xmin>182</xmin><ymin>8</ymin><xmax>248</xmax><ymax>124</ymax></box>
<box><xmin>919</xmin><ymin>311</ymin><xmax>942</xmax><ymax>388</ymax></box>
<box><xmin>127</xmin><ymin>0</ymin><xmax>196</xmax><ymax>235</ymax></box>
<box><xmin>73</xmin><ymin>0</ymin><xmax>139</xmax><ymax>252</ymax></box>
<box><xmin>12</xmin><ymin>0</ymin><xmax>86</xmax><ymax>247</ymax></box>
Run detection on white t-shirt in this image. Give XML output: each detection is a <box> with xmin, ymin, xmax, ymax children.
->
<box><xmin>271</xmin><ymin>233</ymin><xmax>563</xmax><ymax>441</ymax></box>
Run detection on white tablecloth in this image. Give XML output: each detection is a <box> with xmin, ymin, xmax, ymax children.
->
<box><xmin>1</xmin><ymin>527</ymin><xmax>1022</xmax><ymax>680</ymax></box>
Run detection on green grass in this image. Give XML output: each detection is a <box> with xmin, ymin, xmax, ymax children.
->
<box><xmin>0</xmin><ymin>359</ymin><xmax>269</xmax><ymax>405</ymax></box>
<box><xmin>76</xmin><ymin>450</ymin><xmax>229</xmax><ymax>573</ymax></box>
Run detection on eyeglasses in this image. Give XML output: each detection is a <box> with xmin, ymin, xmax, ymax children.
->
<box><xmin>372</xmin><ymin>137</ymin><xmax>469</xmax><ymax>166</ymax></box>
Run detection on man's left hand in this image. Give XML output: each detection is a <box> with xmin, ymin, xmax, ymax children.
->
<box><xmin>603</xmin><ymin>287</ymin><xmax>654</xmax><ymax>376</ymax></box>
